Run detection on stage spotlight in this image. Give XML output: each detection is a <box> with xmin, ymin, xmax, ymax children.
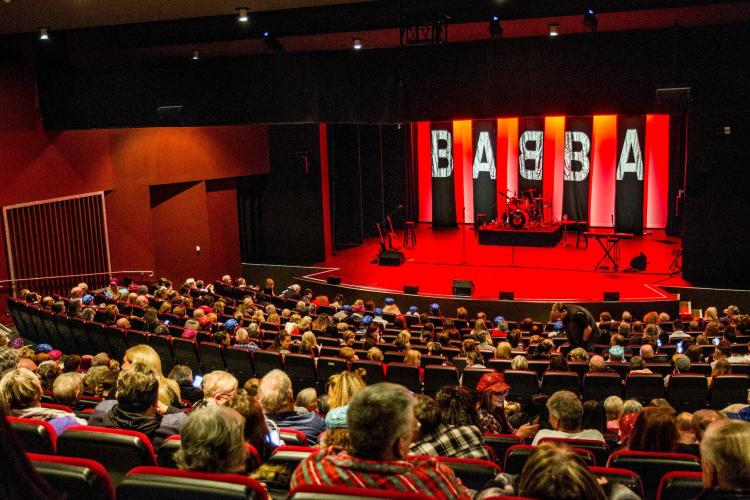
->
<box><xmin>548</xmin><ymin>22</ymin><xmax>559</xmax><ymax>37</ymax></box>
<box><xmin>489</xmin><ymin>16</ymin><xmax>503</xmax><ymax>40</ymax></box>
<box><xmin>263</xmin><ymin>32</ymin><xmax>284</xmax><ymax>53</ymax></box>
<box><xmin>38</xmin><ymin>27</ymin><xmax>50</xmax><ymax>40</ymax></box>
<box><xmin>583</xmin><ymin>9</ymin><xmax>598</xmax><ymax>32</ymax></box>
<box><xmin>237</xmin><ymin>7</ymin><xmax>249</xmax><ymax>23</ymax></box>
<box><xmin>191</xmin><ymin>49</ymin><xmax>200</xmax><ymax>61</ymax></box>
<box><xmin>353</xmin><ymin>38</ymin><xmax>362</xmax><ymax>50</ymax></box>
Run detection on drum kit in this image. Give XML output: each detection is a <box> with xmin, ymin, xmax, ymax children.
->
<box><xmin>500</xmin><ymin>188</ymin><xmax>550</xmax><ymax>229</ymax></box>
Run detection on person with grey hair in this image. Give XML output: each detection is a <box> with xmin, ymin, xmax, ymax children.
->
<box><xmin>698</xmin><ymin>419</ymin><xmax>750</xmax><ymax>498</ymax></box>
<box><xmin>168</xmin><ymin>364</ymin><xmax>203</xmax><ymax>404</ymax></box>
<box><xmin>692</xmin><ymin>409</ymin><xmax>725</xmax><ymax>443</ymax></box>
<box><xmin>52</xmin><ymin>372</ymin><xmax>84</xmax><ymax>410</ymax></box>
<box><xmin>532</xmin><ymin>390</ymin><xmax>605</xmax><ymax>445</ymax></box>
<box><xmin>291</xmin><ymin>383</ymin><xmax>471</xmax><ymax>499</ymax></box>
<box><xmin>258</xmin><ymin>369</ymin><xmax>325</xmax><ymax>444</ymax></box>
<box><xmin>174</xmin><ymin>405</ymin><xmax>248</xmax><ymax>474</ymax></box>
<box><xmin>0</xmin><ymin>348</ymin><xmax>20</xmax><ymax>377</ymax></box>
<box><xmin>295</xmin><ymin>387</ymin><xmax>318</xmax><ymax>413</ymax></box>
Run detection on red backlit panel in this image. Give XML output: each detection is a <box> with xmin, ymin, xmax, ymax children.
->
<box><xmin>590</xmin><ymin>115</ymin><xmax>618</xmax><ymax>227</ymax></box>
<box><xmin>453</xmin><ymin>120</ymin><xmax>473</xmax><ymax>223</ymax></box>
<box><xmin>497</xmin><ymin>118</ymin><xmax>519</xmax><ymax>210</ymax></box>
<box><xmin>417</xmin><ymin>121</ymin><xmax>432</xmax><ymax>222</ymax></box>
<box><xmin>645</xmin><ymin>114</ymin><xmax>670</xmax><ymax>228</ymax></box>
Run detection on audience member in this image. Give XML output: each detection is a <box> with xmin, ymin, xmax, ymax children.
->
<box><xmin>168</xmin><ymin>364</ymin><xmax>203</xmax><ymax>404</ymax></box>
<box><xmin>175</xmin><ymin>405</ymin><xmax>247</xmax><ymax>473</ymax></box>
<box><xmin>675</xmin><ymin>411</ymin><xmax>700</xmax><ymax>455</ymax></box>
<box><xmin>698</xmin><ymin>419</ymin><xmax>750</xmax><ymax>498</ymax></box>
<box><xmin>193</xmin><ymin>370</ymin><xmax>238</xmax><ymax>409</ymax></box>
<box><xmin>627</xmin><ymin>406</ymin><xmax>677</xmax><ymax>452</ymax></box>
<box><xmin>532</xmin><ymin>390</ymin><xmax>605</xmax><ymax>445</ymax></box>
<box><xmin>226</xmin><ymin>390</ymin><xmax>278</xmax><ymax>462</ymax></box>
<box><xmin>258</xmin><ymin>369</ymin><xmax>326</xmax><ymax>444</ymax></box>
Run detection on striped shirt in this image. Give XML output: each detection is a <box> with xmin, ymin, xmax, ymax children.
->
<box><xmin>291</xmin><ymin>447</ymin><xmax>472</xmax><ymax>499</ymax></box>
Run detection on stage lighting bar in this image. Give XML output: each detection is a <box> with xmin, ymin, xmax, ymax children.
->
<box><xmin>399</xmin><ymin>14</ymin><xmax>448</xmax><ymax>46</ymax></box>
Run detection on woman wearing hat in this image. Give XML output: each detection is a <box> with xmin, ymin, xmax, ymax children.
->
<box><xmin>476</xmin><ymin>372</ymin><xmax>539</xmax><ymax>439</ymax></box>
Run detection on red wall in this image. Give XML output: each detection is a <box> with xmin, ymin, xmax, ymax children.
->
<box><xmin>0</xmin><ymin>61</ymin><xmax>269</xmax><ymax>304</ymax></box>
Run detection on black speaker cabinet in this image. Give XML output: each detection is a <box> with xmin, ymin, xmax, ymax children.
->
<box><xmin>603</xmin><ymin>292</ymin><xmax>620</xmax><ymax>302</ymax></box>
<box><xmin>378</xmin><ymin>250</ymin><xmax>405</xmax><ymax>266</ymax></box>
<box><xmin>326</xmin><ymin>276</ymin><xmax>342</xmax><ymax>285</ymax></box>
<box><xmin>452</xmin><ymin>280</ymin><xmax>474</xmax><ymax>297</ymax></box>
<box><xmin>403</xmin><ymin>285</ymin><xmax>419</xmax><ymax>295</ymax></box>
<box><xmin>499</xmin><ymin>291</ymin><xmax>514</xmax><ymax>301</ymax></box>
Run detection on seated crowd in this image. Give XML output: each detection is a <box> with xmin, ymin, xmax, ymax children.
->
<box><xmin>2</xmin><ymin>275</ymin><xmax>750</xmax><ymax>499</ymax></box>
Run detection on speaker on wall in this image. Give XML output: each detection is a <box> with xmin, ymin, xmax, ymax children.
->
<box><xmin>326</xmin><ymin>276</ymin><xmax>342</xmax><ymax>285</ymax></box>
<box><xmin>603</xmin><ymin>291</ymin><xmax>620</xmax><ymax>301</ymax></box>
<box><xmin>403</xmin><ymin>285</ymin><xmax>419</xmax><ymax>295</ymax></box>
<box><xmin>499</xmin><ymin>291</ymin><xmax>514</xmax><ymax>301</ymax></box>
<box><xmin>452</xmin><ymin>280</ymin><xmax>474</xmax><ymax>297</ymax></box>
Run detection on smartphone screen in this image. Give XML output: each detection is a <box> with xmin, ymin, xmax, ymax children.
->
<box><xmin>192</xmin><ymin>375</ymin><xmax>203</xmax><ymax>389</ymax></box>
<box><xmin>164</xmin><ymin>319</ymin><xmax>170</xmax><ymax>325</ymax></box>
<box><xmin>266</xmin><ymin>429</ymin><xmax>280</xmax><ymax>446</ymax></box>
<box><xmin>657</xmin><ymin>338</ymin><xmax>662</xmax><ymax>348</ymax></box>
<box><xmin>676</xmin><ymin>341</ymin><xmax>684</xmax><ymax>354</ymax></box>
<box><xmin>712</xmin><ymin>337</ymin><xmax>721</xmax><ymax>346</ymax></box>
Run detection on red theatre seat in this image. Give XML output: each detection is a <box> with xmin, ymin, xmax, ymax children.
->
<box><xmin>28</xmin><ymin>452</ymin><xmax>115</xmax><ymax>500</ymax></box>
<box><xmin>656</xmin><ymin>471</ymin><xmax>703</xmax><ymax>500</ymax></box>
<box><xmin>607</xmin><ymin>450</ymin><xmax>701</xmax><ymax>500</ymax></box>
<box><xmin>8</xmin><ymin>416</ymin><xmax>57</xmax><ymax>454</ymax></box>
<box><xmin>289</xmin><ymin>484</ymin><xmax>432</xmax><ymax>499</ymax></box>
<box><xmin>117</xmin><ymin>466</ymin><xmax>268</xmax><ymax>500</ymax></box>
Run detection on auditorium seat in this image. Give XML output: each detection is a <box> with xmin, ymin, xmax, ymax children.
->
<box><xmin>527</xmin><ymin>360</ymin><xmax>550</xmax><ymax>377</ymax></box>
<box><xmin>284</xmin><ymin>353</ymin><xmax>318</xmax><ymax>394</ymax></box>
<box><xmin>103</xmin><ymin>326</ymin><xmax>129</xmax><ymax>363</ymax></box>
<box><xmin>709</xmin><ymin>374</ymin><xmax>749</xmax><ymax>409</ymax></box>
<box><xmin>690</xmin><ymin>363</ymin><xmax>712</xmax><ymax>377</ymax></box>
<box><xmin>541</xmin><ymin>371</ymin><xmax>580</xmax><ymax>396</ymax></box>
<box><xmin>645</xmin><ymin>363</ymin><xmax>672</xmax><ymax>378</ymax></box>
<box><xmin>56</xmin><ymin>426</ymin><xmax>157</xmax><ymax>486</ymax></box>
<box><xmin>461</xmin><ymin>367</ymin><xmax>493</xmax><ymax>391</ymax></box>
<box><xmin>487</xmin><ymin>359</ymin><xmax>512</xmax><ymax>373</ymax></box>
<box><xmin>199</xmin><ymin>341</ymin><xmax>227</xmax><ymax>373</ymax></box>
<box><xmin>85</xmin><ymin>322</ymin><xmax>111</xmax><ymax>356</ymax></box>
<box><xmin>149</xmin><ymin>335</ymin><xmax>175</xmax><ymax>375</ymax></box>
<box><xmin>568</xmin><ymin>361</ymin><xmax>591</xmax><ymax>380</ymax></box>
<box><xmin>434</xmin><ymin>456</ymin><xmax>501</xmax><ymax>491</ymax></box>
<box><xmin>172</xmin><ymin>337</ymin><xmax>201</xmax><ymax>374</ymax></box>
<box><xmin>8</xmin><ymin>416</ymin><xmax>57</xmax><ymax>454</ymax></box>
<box><xmin>42</xmin><ymin>402</ymin><xmax>75</xmax><ymax>413</ymax></box>
<box><xmin>583</xmin><ymin>372</ymin><xmax>623</xmax><ymax>401</ymax></box>
<box><xmin>656</xmin><ymin>471</ymin><xmax>703</xmax><ymax>500</ymax></box>
<box><xmin>351</xmin><ymin>359</ymin><xmax>385</xmax><ymax>384</ymax></box>
<box><xmin>117</xmin><ymin>466</ymin><xmax>268</xmax><ymax>500</ymax></box>
<box><xmin>126</xmin><ymin>329</ymin><xmax>149</xmax><ymax>348</ymax></box>
<box><xmin>289</xmin><ymin>484</ymin><xmax>432</xmax><ymax>499</ymax></box>
<box><xmin>666</xmin><ymin>374</ymin><xmax>708</xmax><ymax>413</ymax></box>
<box><xmin>606</xmin><ymin>362</ymin><xmax>630</xmax><ymax>379</ymax></box>
<box><xmin>313</xmin><ymin>356</ymin><xmax>347</xmax><ymax>390</ymax></box>
<box><xmin>537</xmin><ymin>437</ymin><xmax>610</xmax><ymax>466</ymax></box>
<box><xmin>607</xmin><ymin>450</ymin><xmax>701</xmax><ymax>500</ymax></box>
<box><xmin>483</xmin><ymin>433</ymin><xmax>523</xmax><ymax>466</ymax></box>
<box><xmin>28</xmin><ymin>453</ymin><xmax>115</xmax><ymax>500</ymax></box>
<box><xmin>279</xmin><ymin>429</ymin><xmax>308</xmax><ymax>446</ymax></box>
<box><xmin>421</xmin><ymin>355</ymin><xmax>447</xmax><ymax>368</ymax></box>
<box><xmin>625</xmin><ymin>373</ymin><xmax>665</xmax><ymax>404</ymax></box>
<box><xmin>423</xmin><ymin>365</ymin><xmax>459</xmax><ymax>397</ymax></box>
<box><xmin>157</xmin><ymin>435</ymin><xmax>261</xmax><ymax>472</ymax></box>
<box><xmin>589</xmin><ymin>466</ymin><xmax>644</xmax><ymax>499</ymax></box>
<box><xmin>504</xmin><ymin>370</ymin><xmax>539</xmax><ymax>406</ymax></box>
<box><xmin>254</xmin><ymin>350</ymin><xmax>284</xmax><ymax>378</ymax></box>
<box><xmin>384</xmin><ymin>351</ymin><xmax>407</xmax><ymax>364</ymax></box>
<box><xmin>386</xmin><ymin>363</ymin><xmax>422</xmax><ymax>393</ymax></box>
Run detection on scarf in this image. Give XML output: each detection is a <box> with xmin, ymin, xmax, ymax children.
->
<box><xmin>102</xmin><ymin>404</ymin><xmax>162</xmax><ymax>438</ymax></box>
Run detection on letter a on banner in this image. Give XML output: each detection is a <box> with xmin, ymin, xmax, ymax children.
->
<box><xmin>431</xmin><ymin>122</ymin><xmax>457</xmax><ymax>227</ymax></box>
<box><xmin>562</xmin><ymin>117</ymin><xmax>593</xmax><ymax>222</ymax></box>
<box><xmin>472</xmin><ymin>120</ymin><xmax>497</xmax><ymax>221</ymax></box>
<box><xmin>615</xmin><ymin>116</ymin><xmax>646</xmax><ymax>235</ymax></box>
<box><xmin>517</xmin><ymin>117</ymin><xmax>545</xmax><ymax>198</ymax></box>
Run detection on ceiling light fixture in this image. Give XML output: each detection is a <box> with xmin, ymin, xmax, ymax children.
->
<box><xmin>38</xmin><ymin>27</ymin><xmax>49</xmax><ymax>40</ymax></box>
<box><xmin>353</xmin><ymin>38</ymin><xmax>362</xmax><ymax>50</ymax></box>
<box><xmin>237</xmin><ymin>7</ymin><xmax>249</xmax><ymax>23</ymax></box>
<box><xmin>548</xmin><ymin>22</ymin><xmax>559</xmax><ymax>37</ymax></box>
<box><xmin>192</xmin><ymin>49</ymin><xmax>200</xmax><ymax>60</ymax></box>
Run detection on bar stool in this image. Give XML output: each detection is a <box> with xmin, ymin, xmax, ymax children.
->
<box><xmin>403</xmin><ymin>221</ymin><xmax>416</xmax><ymax>248</ymax></box>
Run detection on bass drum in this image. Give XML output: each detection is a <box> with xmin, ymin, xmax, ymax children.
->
<box><xmin>509</xmin><ymin>209</ymin><xmax>528</xmax><ymax>230</ymax></box>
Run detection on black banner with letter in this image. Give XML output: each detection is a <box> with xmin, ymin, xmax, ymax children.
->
<box><xmin>615</xmin><ymin>115</ymin><xmax>646</xmax><ymax>234</ymax></box>
<box><xmin>431</xmin><ymin>121</ymin><xmax>456</xmax><ymax>227</ymax></box>
<box><xmin>562</xmin><ymin>116</ymin><xmax>593</xmax><ymax>222</ymax></box>
<box><xmin>517</xmin><ymin>117</ymin><xmax>545</xmax><ymax>200</ymax></box>
<box><xmin>472</xmin><ymin>120</ymin><xmax>497</xmax><ymax>221</ymax></box>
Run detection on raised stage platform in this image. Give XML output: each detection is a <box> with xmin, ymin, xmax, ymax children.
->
<box><xmin>478</xmin><ymin>223</ymin><xmax>562</xmax><ymax>247</ymax></box>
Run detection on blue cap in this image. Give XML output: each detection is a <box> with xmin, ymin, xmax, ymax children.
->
<box><xmin>224</xmin><ymin>319</ymin><xmax>238</xmax><ymax>331</ymax></box>
<box><xmin>374</xmin><ymin>308</ymin><xmax>383</xmax><ymax>316</ymax></box>
<box><xmin>409</xmin><ymin>306</ymin><xmax>418</xmax><ymax>313</ymax></box>
<box><xmin>362</xmin><ymin>316</ymin><xmax>373</xmax><ymax>325</ymax></box>
<box><xmin>494</xmin><ymin>316</ymin><xmax>505</xmax><ymax>325</ymax></box>
<box><xmin>384</xmin><ymin>298</ymin><xmax>395</xmax><ymax>305</ymax></box>
<box><xmin>430</xmin><ymin>303</ymin><xmax>440</xmax><ymax>314</ymax></box>
<box><xmin>36</xmin><ymin>343</ymin><xmax>53</xmax><ymax>353</ymax></box>
<box><xmin>82</xmin><ymin>294</ymin><xmax>94</xmax><ymax>305</ymax></box>
<box><xmin>325</xmin><ymin>404</ymin><xmax>349</xmax><ymax>429</ymax></box>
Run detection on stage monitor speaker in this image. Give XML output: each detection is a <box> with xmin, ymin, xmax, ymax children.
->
<box><xmin>452</xmin><ymin>280</ymin><xmax>474</xmax><ymax>297</ymax></box>
<box><xmin>326</xmin><ymin>276</ymin><xmax>342</xmax><ymax>285</ymax></box>
<box><xmin>604</xmin><ymin>291</ymin><xmax>620</xmax><ymax>302</ymax></box>
<box><xmin>403</xmin><ymin>285</ymin><xmax>419</xmax><ymax>295</ymax></box>
<box><xmin>499</xmin><ymin>291</ymin><xmax>514</xmax><ymax>301</ymax></box>
<box><xmin>379</xmin><ymin>250</ymin><xmax>405</xmax><ymax>266</ymax></box>
<box><xmin>157</xmin><ymin>105</ymin><xmax>183</xmax><ymax>125</ymax></box>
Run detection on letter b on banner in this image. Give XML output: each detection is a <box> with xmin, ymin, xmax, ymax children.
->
<box><xmin>430</xmin><ymin>123</ymin><xmax>456</xmax><ymax>227</ymax></box>
<box><xmin>431</xmin><ymin>129</ymin><xmax>453</xmax><ymax>178</ymax></box>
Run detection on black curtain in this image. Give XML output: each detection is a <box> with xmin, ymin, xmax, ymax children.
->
<box><xmin>562</xmin><ymin>116</ymin><xmax>593</xmax><ymax>222</ymax></box>
<box><xmin>615</xmin><ymin>116</ymin><xmax>646</xmax><ymax>235</ymax></box>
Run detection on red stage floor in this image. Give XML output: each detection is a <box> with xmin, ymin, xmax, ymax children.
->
<box><xmin>310</xmin><ymin>224</ymin><xmax>690</xmax><ymax>302</ymax></box>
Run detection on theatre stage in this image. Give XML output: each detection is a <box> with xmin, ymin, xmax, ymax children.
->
<box><xmin>306</xmin><ymin>223</ymin><xmax>688</xmax><ymax>303</ymax></box>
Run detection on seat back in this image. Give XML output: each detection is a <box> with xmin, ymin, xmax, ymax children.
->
<box><xmin>384</xmin><ymin>351</ymin><xmax>407</xmax><ymax>364</ymax></box>
<box><xmin>56</xmin><ymin>426</ymin><xmax>156</xmax><ymax>486</ymax></box>
<box><xmin>117</xmin><ymin>466</ymin><xmax>267</xmax><ymax>500</ymax></box>
<box><xmin>266</xmin><ymin>445</ymin><xmax>314</xmax><ymax>490</ymax></box>
<box><xmin>172</xmin><ymin>338</ymin><xmax>201</xmax><ymax>374</ymax></box>
<box><xmin>607</xmin><ymin>450</ymin><xmax>701</xmax><ymax>500</ymax></box>
<box><xmin>436</xmin><ymin>456</ymin><xmax>501</xmax><ymax>491</ymax></box>
<box><xmin>85</xmin><ymin>322</ymin><xmax>111</xmax><ymax>356</ymax></box>
<box><xmin>29</xmin><ymin>452</ymin><xmax>115</xmax><ymax>500</ymax></box>
<box><xmin>316</xmin><ymin>357</ymin><xmax>349</xmax><ymax>391</ymax></box>
<box><xmin>540</xmin><ymin>371</ymin><xmax>580</xmax><ymax>396</ymax></box>
<box><xmin>709</xmin><ymin>374</ymin><xmax>749</xmax><ymax>409</ymax></box>
<box><xmin>461</xmin><ymin>367</ymin><xmax>493</xmax><ymax>391</ymax></box>
<box><xmin>589</xmin><ymin>466</ymin><xmax>644</xmax><ymax>499</ymax></box>
<box><xmin>68</xmin><ymin>317</ymin><xmax>95</xmax><ymax>355</ymax></box>
<box><xmin>504</xmin><ymin>444</ymin><xmax>535</xmax><ymax>475</ymax></box>
<box><xmin>666</xmin><ymin>374</ymin><xmax>708</xmax><ymax>413</ymax></box>
<box><xmin>423</xmin><ymin>365</ymin><xmax>459</xmax><ymax>397</ymax></box>
<box><xmin>582</xmin><ymin>372</ymin><xmax>623</xmax><ymax>401</ymax></box>
<box><xmin>289</xmin><ymin>484</ymin><xmax>431</xmax><ymax>499</ymax></box>
<box><xmin>8</xmin><ymin>416</ymin><xmax>57</xmax><ymax>454</ymax></box>
<box><xmin>656</xmin><ymin>471</ymin><xmax>703</xmax><ymax>500</ymax></box>
<box><xmin>104</xmin><ymin>326</ymin><xmax>129</xmax><ymax>363</ymax></box>
<box><xmin>350</xmin><ymin>360</ymin><xmax>384</xmax><ymax>385</ymax></box>
<box><xmin>279</xmin><ymin>429</ymin><xmax>308</xmax><ymax>446</ymax></box>
<box><xmin>483</xmin><ymin>433</ymin><xmax>523</xmax><ymax>466</ymax></box>
<box><xmin>625</xmin><ymin>373</ymin><xmax>665</xmax><ymax>404</ymax></box>
<box><xmin>504</xmin><ymin>370</ymin><xmax>539</xmax><ymax>405</ymax></box>
<box><xmin>487</xmin><ymin>359</ymin><xmax>513</xmax><ymax>373</ymax></box>
<box><xmin>199</xmin><ymin>342</ymin><xmax>227</xmax><ymax>373</ymax></box>
<box><xmin>55</xmin><ymin>315</ymin><xmax>84</xmax><ymax>354</ymax></box>
<box><xmin>149</xmin><ymin>335</ymin><xmax>175</xmax><ymax>375</ymax></box>
<box><xmin>284</xmin><ymin>353</ymin><xmax>318</xmax><ymax>394</ymax></box>
<box><xmin>385</xmin><ymin>363</ymin><xmax>422</xmax><ymax>393</ymax></box>
<box><xmin>126</xmin><ymin>329</ymin><xmax>149</xmax><ymax>348</ymax></box>
<box><xmin>538</xmin><ymin>437</ymin><xmax>610</xmax><ymax>466</ymax></box>
<box><xmin>253</xmin><ymin>350</ymin><xmax>284</xmax><ymax>378</ymax></box>
<box><xmin>225</xmin><ymin>346</ymin><xmax>255</xmax><ymax>385</ymax></box>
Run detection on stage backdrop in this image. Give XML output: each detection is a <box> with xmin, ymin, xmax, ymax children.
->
<box><xmin>417</xmin><ymin>115</ymin><xmax>670</xmax><ymax>232</ymax></box>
